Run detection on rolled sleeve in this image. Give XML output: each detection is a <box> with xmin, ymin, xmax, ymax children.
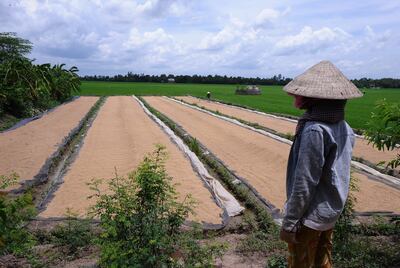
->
<box><xmin>283</xmin><ymin>128</ymin><xmax>325</xmax><ymax>232</ymax></box>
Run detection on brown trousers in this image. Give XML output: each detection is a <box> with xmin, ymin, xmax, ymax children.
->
<box><xmin>287</xmin><ymin>225</ymin><xmax>333</xmax><ymax>268</ymax></box>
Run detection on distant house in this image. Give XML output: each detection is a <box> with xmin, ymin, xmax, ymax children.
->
<box><xmin>235</xmin><ymin>85</ymin><xmax>261</xmax><ymax>95</ymax></box>
<box><xmin>167</xmin><ymin>78</ymin><xmax>175</xmax><ymax>83</ymax></box>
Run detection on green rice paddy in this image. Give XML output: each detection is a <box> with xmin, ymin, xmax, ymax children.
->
<box><xmin>80</xmin><ymin>81</ymin><xmax>400</xmax><ymax>130</ymax></box>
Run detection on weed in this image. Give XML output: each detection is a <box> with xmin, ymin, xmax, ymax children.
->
<box><xmin>266</xmin><ymin>254</ymin><xmax>287</xmax><ymax>268</ymax></box>
<box><xmin>333</xmin><ymin>235</ymin><xmax>400</xmax><ymax>267</ymax></box>
<box><xmin>238</xmin><ymin>231</ymin><xmax>285</xmax><ymax>254</ymax></box>
<box><xmin>188</xmin><ymin>138</ymin><xmax>201</xmax><ymax>156</ymax></box>
<box><xmin>177</xmin><ymin>226</ymin><xmax>228</xmax><ymax>267</ymax></box>
<box><xmin>354</xmin><ymin>215</ymin><xmax>400</xmax><ymax>236</ymax></box>
<box><xmin>50</xmin><ymin>210</ymin><xmax>94</xmax><ymax>256</ymax></box>
<box><xmin>0</xmin><ymin>114</ymin><xmax>19</xmax><ymax>131</ymax></box>
<box><xmin>283</xmin><ymin>132</ymin><xmax>294</xmax><ymax>141</ymax></box>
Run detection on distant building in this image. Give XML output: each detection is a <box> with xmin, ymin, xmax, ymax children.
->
<box><xmin>167</xmin><ymin>78</ymin><xmax>175</xmax><ymax>83</ymax></box>
<box><xmin>235</xmin><ymin>85</ymin><xmax>261</xmax><ymax>95</ymax></box>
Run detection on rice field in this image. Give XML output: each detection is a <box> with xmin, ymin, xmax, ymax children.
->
<box><xmin>80</xmin><ymin>81</ymin><xmax>400</xmax><ymax>130</ymax></box>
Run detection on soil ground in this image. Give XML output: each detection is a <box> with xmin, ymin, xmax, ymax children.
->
<box><xmin>40</xmin><ymin>96</ymin><xmax>223</xmax><ymax>225</ymax></box>
<box><xmin>144</xmin><ymin>96</ymin><xmax>400</xmax><ymax>214</ymax></box>
<box><xmin>178</xmin><ymin>96</ymin><xmax>400</xmax><ymax>168</ymax></box>
<box><xmin>0</xmin><ymin>97</ymin><xmax>99</xmax><ymax>190</ymax></box>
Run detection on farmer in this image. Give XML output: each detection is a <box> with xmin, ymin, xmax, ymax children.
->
<box><xmin>280</xmin><ymin>61</ymin><xmax>363</xmax><ymax>267</ymax></box>
<box><xmin>206</xmin><ymin>91</ymin><xmax>211</xmax><ymax>100</ymax></box>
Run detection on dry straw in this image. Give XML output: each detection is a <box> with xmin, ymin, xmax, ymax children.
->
<box><xmin>283</xmin><ymin>60</ymin><xmax>363</xmax><ymax>99</ymax></box>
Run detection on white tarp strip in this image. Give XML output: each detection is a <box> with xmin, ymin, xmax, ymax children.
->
<box><xmin>169</xmin><ymin>97</ymin><xmax>400</xmax><ymax>189</ymax></box>
<box><xmin>133</xmin><ymin>96</ymin><xmax>244</xmax><ymax>217</ymax></box>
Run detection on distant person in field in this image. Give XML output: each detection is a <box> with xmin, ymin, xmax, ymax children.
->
<box><xmin>206</xmin><ymin>91</ymin><xmax>211</xmax><ymax>100</ymax></box>
<box><xmin>279</xmin><ymin>61</ymin><xmax>363</xmax><ymax>268</ymax></box>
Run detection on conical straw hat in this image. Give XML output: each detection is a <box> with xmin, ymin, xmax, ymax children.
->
<box><xmin>283</xmin><ymin>61</ymin><xmax>363</xmax><ymax>99</ymax></box>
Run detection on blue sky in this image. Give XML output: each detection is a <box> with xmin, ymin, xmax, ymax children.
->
<box><xmin>1</xmin><ymin>0</ymin><xmax>399</xmax><ymax>78</ymax></box>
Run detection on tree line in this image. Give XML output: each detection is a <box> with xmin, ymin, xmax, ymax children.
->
<box><xmin>0</xmin><ymin>32</ymin><xmax>80</xmax><ymax>121</ymax></box>
<box><xmin>81</xmin><ymin>72</ymin><xmax>400</xmax><ymax>88</ymax></box>
<box><xmin>81</xmin><ymin>73</ymin><xmax>292</xmax><ymax>86</ymax></box>
<box><xmin>351</xmin><ymin>78</ymin><xmax>400</xmax><ymax>89</ymax></box>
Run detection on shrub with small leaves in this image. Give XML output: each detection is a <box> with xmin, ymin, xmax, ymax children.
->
<box><xmin>0</xmin><ymin>173</ymin><xmax>36</xmax><ymax>256</ymax></box>
<box><xmin>365</xmin><ymin>99</ymin><xmax>400</xmax><ymax>168</ymax></box>
<box><xmin>89</xmin><ymin>145</ymin><xmax>195</xmax><ymax>267</ymax></box>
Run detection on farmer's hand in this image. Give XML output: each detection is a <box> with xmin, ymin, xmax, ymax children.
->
<box><xmin>280</xmin><ymin>228</ymin><xmax>298</xmax><ymax>244</ymax></box>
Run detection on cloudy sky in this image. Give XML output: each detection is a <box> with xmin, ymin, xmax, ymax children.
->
<box><xmin>1</xmin><ymin>0</ymin><xmax>399</xmax><ymax>78</ymax></box>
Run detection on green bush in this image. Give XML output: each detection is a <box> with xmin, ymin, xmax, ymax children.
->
<box><xmin>0</xmin><ymin>173</ymin><xmax>36</xmax><ymax>256</ymax></box>
<box><xmin>365</xmin><ymin>99</ymin><xmax>400</xmax><ymax>168</ymax></box>
<box><xmin>89</xmin><ymin>145</ymin><xmax>196</xmax><ymax>267</ymax></box>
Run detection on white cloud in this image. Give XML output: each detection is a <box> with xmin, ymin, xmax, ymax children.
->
<box><xmin>254</xmin><ymin>9</ymin><xmax>280</xmax><ymax>26</ymax></box>
<box><xmin>274</xmin><ymin>26</ymin><xmax>351</xmax><ymax>55</ymax></box>
<box><xmin>364</xmin><ymin>25</ymin><xmax>391</xmax><ymax>48</ymax></box>
<box><xmin>136</xmin><ymin>0</ymin><xmax>188</xmax><ymax>17</ymax></box>
<box><xmin>198</xmin><ymin>25</ymin><xmax>241</xmax><ymax>51</ymax></box>
<box><xmin>253</xmin><ymin>7</ymin><xmax>289</xmax><ymax>28</ymax></box>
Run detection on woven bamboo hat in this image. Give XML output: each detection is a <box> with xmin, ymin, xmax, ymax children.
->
<box><xmin>283</xmin><ymin>60</ymin><xmax>363</xmax><ymax>99</ymax></box>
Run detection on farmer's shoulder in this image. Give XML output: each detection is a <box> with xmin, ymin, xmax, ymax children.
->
<box><xmin>303</xmin><ymin>121</ymin><xmax>325</xmax><ymax>134</ymax></box>
<box><xmin>302</xmin><ymin>122</ymin><xmax>335</xmax><ymax>142</ymax></box>
<box><xmin>303</xmin><ymin>121</ymin><xmax>352</xmax><ymax>145</ymax></box>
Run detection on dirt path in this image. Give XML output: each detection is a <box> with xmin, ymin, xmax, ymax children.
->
<box><xmin>144</xmin><ymin>97</ymin><xmax>400</xmax><ymax>213</ymax></box>
<box><xmin>41</xmin><ymin>96</ymin><xmax>223</xmax><ymax>225</ymax></box>
<box><xmin>177</xmin><ymin>96</ymin><xmax>399</xmax><ymax>168</ymax></box>
<box><xmin>0</xmin><ymin>97</ymin><xmax>98</xmax><ymax>189</ymax></box>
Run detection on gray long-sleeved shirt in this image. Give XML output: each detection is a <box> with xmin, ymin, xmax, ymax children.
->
<box><xmin>282</xmin><ymin>120</ymin><xmax>355</xmax><ymax>232</ymax></box>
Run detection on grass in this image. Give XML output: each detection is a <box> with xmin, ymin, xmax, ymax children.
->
<box><xmin>80</xmin><ymin>81</ymin><xmax>400</xmax><ymax>130</ymax></box>
<box><xmin>0</xmin><ymin>114</ymin><xmax>19</xmax><ymax>131</ymax></box>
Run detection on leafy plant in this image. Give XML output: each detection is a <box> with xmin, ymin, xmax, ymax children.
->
<box><xmin>0</xmin><ymin>173</ymin><xmax>36</xmax><ymax>256</ymax></box>
<box><xmin>88</xmin><ymin>145</ymin><xmax>195</xmax><ymax>267</ymax></box>
<box><xmin>365</xmin><ymin>99</ymin><xmax>400</xmax><ymax>168</ymax></box>
<box><xmin>266</xmin><ymin>254</ymin><xmax>287</xmax><ymax>268</ymax></box>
